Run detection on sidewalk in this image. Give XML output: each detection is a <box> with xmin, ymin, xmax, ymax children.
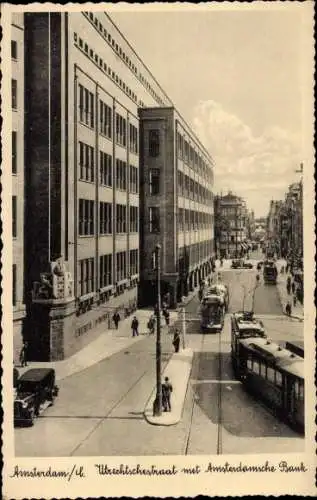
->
<box><xmin>275</xmin><ymin>260</ymin><xmax>304</xmax><ymax>321</ymax></box>
<box><xmin>143</xmin><ymin>347</ymin><xmax>193</xmax><ymax>426</ymax></box>
<box><xmin>18</xmin><ymin>308</ymin><xmax>179</xmax><ymax>381</ymax></box>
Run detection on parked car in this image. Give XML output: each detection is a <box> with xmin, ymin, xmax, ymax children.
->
<box><xmin>231</xmin><ymin>259</ymin><xmax>243</xmax><ymax>269</ymax></box>
<box><xmin>14</xmin><ymin>368</ymin><xmax>59</xmax><ymax>426</ymax></box>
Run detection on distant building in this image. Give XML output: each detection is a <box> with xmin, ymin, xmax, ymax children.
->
<box><xmin>138</xmin><ymin>107</ymin><xmax>215</xmax><ymax>308</ymax></box>
<box><xmin>214</xmin><ymin>192</ymin><xmax>249</xmax><ymax>258</ymax></box>
<box><xmin>277</xmin><ymin>182</ymin><xmax>303</xmax><ymax>260</ymax></box>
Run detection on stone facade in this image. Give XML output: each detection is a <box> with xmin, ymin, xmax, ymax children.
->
<box><xmin>138</xmin><ymin>107</ymin><xmax>215</xmax><ymax>308</ymax></box>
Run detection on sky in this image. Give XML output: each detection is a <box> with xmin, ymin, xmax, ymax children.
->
<box><xmin>110</xmin><ymin>4</ymin><xmax>312</xmax><ymax>217</ymax></box>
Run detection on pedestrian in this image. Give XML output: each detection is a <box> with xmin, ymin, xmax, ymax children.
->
<box><xmin>147</xmin><ymin>315</ymin><xmax>155</xmax><ymax>335</ymax></box>
<box><xmin>19</xmin><ymin>341</ymin><xmax>28</xmax><ymax>367</ymax></box>
<box><xmin>286</xmin><ymin>277</ymin><xmax>291</xmax><ymax>295</ymax></box>
<box><xmin>291</xmin><ymin>281</ymin><xmax>296</xmax><ymax>294</ymax></box>
<box><xmin>162</xmin><ymin>376</ymin><xmax>173</xmax><ymax>412</ymax></box>
<box><xmin>280</xmin><ymin>265</ymin><xmax>284</xmax><ymax>274</ymax></box>
<box><xmin>112</xmin><ymin>310</ymin><xmax>121</xmax><ymax>330</ymax></box>
<box><xmin>164</xmin><ymin>310</ymin><xmax>170</xmax><ymax>326</ymax></box>
<box><xmin>172</xmin><ymin>329</ymin><xmax>181</xmax><ymax>353</ymax></box>
<box><xmin>220</xmin><ymin>258</ymin><xmax>223</xmax><ymax>267</ymax></box>
<box><xmin>293</xmin><ymin>294</ymin><xmax>297</xmax><ymax>307</ymax></box>
<box><xmin>131</xmin><ymin>316</ymin><xmax>139</xmax><ymax>337</ymax></box>
<box><xmin>285</xmin><ymin>301</ymin><xmax>292</xmax><ymax>317</ymax></box>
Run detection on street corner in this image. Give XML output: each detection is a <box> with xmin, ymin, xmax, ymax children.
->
<box><xmin>143</xmin><ymin>348</ymin><xmax>194</xmax><ymax>426</ymax></box>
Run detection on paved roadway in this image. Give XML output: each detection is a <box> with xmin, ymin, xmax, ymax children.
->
<box><xmin>15</xmin><ymin>254</ymin><xmax>304</xmax><ymax>456</ymax></box>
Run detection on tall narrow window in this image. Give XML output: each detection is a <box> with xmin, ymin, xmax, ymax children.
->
<box><xmin>12</xmin><ymin>196</ymin><xmax>17</xmax><ymax>237</ymax></box>
<box><xmin>12</xmin><ymin>79</ymin><xmax>17</xmax><ymax>109</ymax></box>
<box><xmin>149</xmin><ymin>129</ymin><xmax>160</xmax><ymax>157</ymax></box>
<box><xmin>11</xmin><ymin>41</ymin><xmax>17</xmax><ymax>60</ymax></box>
<box><xmin>149</xmin><ymin>169</ymin><xmax>160</xmax><ymax>195</ymax></box>
<box><xmin>149</xmin><ymin>207</ymin><xmax>160</xmax><ymax>233</ymax></box>
<box><xmin>12</xmin><ymin>131</ymin><xmax>17</xmax><ymax>173</ymax></box>
<box><xmin>12</xmin><ymin>264</ymin><xmax>17</xmax><ymax>306</ymax></box>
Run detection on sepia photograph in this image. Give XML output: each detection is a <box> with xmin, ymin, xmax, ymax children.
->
<box><xmin>2</xmin><ymin>2</ymin><xmax>315</xmax><ymax>498</ymax></box>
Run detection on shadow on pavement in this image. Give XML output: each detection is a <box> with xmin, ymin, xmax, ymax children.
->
<box><xmin>191</xmin><ymin>351</ymin><xmax>301</xmax><ymax>438</ymax></box>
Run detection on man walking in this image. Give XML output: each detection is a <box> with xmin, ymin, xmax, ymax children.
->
<box><xmin>112</xmin><ymin>311</ymin><xmax>121</xmax><ymax>330</ymax></box>
<box><xmin>162</xmin><ymin>376</ymin><xmax>173</xmax><ymax>412</ymax></box>
<box><xmin>19</xmin><ymin>341</ymin><xmax>28</xmax><ymax>367</ymax></box>
<box><xmin>286</xmin><ymin>301</ymin><xmax>292</xmax><ymax>317</ymax></box>
<box><xmin>131</xmin><ymin>316</ymin><xmax>139</xmax><ymax>337</ymax></box>
<box><xmin>172</xmin><ymin>330</ymin><xmax>180</xmax><ymax>353</ymax></box>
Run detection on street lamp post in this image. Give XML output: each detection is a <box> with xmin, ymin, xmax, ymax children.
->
<box><xmin>251</xmin><ymin>275</ymin><xmax>260</xmax><ymax>312</ymax></box>
<box><xmin>153</xmin><ymin>244</ymin><xmax>162</xmax><ymax>416</ymax></box>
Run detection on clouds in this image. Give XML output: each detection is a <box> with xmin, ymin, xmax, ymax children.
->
<box><xmin>192</xmin><ymin>100</ymin><xmax>301</xmax><ymax>216</ymax></box>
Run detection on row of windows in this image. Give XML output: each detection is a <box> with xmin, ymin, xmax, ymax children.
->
<box><xmin>179</xmin><ymin>241</ymin><xmax>213</xmax><ymax>268</ymax></box>
<box><xmin>177</xmin><ymin>132</ymin><xmax>212</xmax><ymax>181</ymax></box>
<box><xmin>78</xmin><ymin>145</ymin><xmax>138</xmax><ymax>192</ymax></box>
<box><xmin>79</xmin><ymin>199</ymin><xmax>138</xmax><ymax>235</ymax></box>
<box><xmin>178</xmin><ymin>171</ymin><xmax>213</xmax><ymax>204</ymax></box>
<box><xmin>75</xmin><ymin>33</ymin><xmax>138</xmax><ymax>104</ymax></box>
<box><xmin>246</xmin><ymin>356</ymin><xmax>304</xmax><ymax>400</ymax></box>
<box><xmin>178</xmin><ymin>209</ymin><xmax>213</xmax><ymax>232</ymax></box>
<box><xmin>82</xmin><ymin>12</ymin><xmax>165</xmax><ymax>107</ymax></box>
<box><xmin>79</xmin><ymin>84</ymin><xmax>139</xmax><ymax>152</ymax></box>
<box><xmin>79</xmin><ymin>249</ymin><xmax>139</xmax><ymax>295</ymax></box>
<box><xmin>148</xmin><ymin>207</ymin><xmax>212</xmax><ymax>235</ymax></box>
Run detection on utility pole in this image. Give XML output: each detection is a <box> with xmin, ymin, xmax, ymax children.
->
<box><xmin>153</xmin><ymin>244</ymin><xmax>162</xmax><ymax>416</ymax></box>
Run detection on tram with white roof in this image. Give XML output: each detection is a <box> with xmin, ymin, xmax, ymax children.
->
<box><xmin>231</xmin><ymin>311</ymin><xmax>304</xmax><ymax>431</ymax></box>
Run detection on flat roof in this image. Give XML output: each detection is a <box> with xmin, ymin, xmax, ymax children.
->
<box><xmin>19</xmin><ymin>368</ymin><xmax>55</xmax><ymax>382</ymax></box>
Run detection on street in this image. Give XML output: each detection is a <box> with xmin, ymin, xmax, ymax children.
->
<box><xmin>15</xmin><ymin>257</ymin><xmax>304</xmax><ymax>457</ymax></box>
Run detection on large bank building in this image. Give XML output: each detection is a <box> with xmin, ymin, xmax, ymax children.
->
<box><xmin>11</xmin><ymin>11</ymin><xmax>215</xmax><ymax>362</ymax></box>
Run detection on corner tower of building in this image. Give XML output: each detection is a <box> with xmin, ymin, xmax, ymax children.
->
<box><xmin>138</xmin><ymin>107</ymin><xmax>215</xmax><ymax>308</ymax></box>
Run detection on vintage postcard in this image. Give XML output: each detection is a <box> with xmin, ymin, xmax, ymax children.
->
<box><xmin>1</xmin><ymin>2</ymin><xmax>315</xmax><ymax>498</ymax></box>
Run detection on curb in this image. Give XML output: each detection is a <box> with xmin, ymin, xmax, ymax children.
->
<box><xmin>143</xmin><ymin>348</ymin><xmax>194</xmax><ymax>426</ymax></box>
<box><xmin>282</xmin><ymin>312</ymin><xmax>304</xmax><ymax>322</ymax></box>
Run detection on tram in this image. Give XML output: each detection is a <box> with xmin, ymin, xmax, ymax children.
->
<box><xmin>200</xmin><ymin>295</ymin><xmax>224</xmax><ymax>333</ymax></box>
<box><xmin>231</xmin><ymin>311</ymin><xmax>304</xmax><ymax>432</ymax></box>
<box><xmin>263</xmin><ymin>260</ymin><xmax>278</xmax><ymax>285</ymax></box>
<box><xmin>231</xmin><ymin>311</ymin><xmax>266</xmax><ymax>374</ymax></box>
<box><xmin>237</xmin><ymin>338</ymin><xmax>304</xmax><ymax>431</ymax></box>
<box><xmin>206</xmin><ymin>284</ymin><xmax>229</xmax><ymax>311</ymax></box>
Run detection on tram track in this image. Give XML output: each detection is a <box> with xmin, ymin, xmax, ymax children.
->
<box><xmin>183</xmin><ymin>321</ymin><xmax>226</xmax><ymax>455</ymax></box>
<box><xmin>69</xmin><ymin>350</ymin><xmax>173</xmax><ymax>456</ymax></box>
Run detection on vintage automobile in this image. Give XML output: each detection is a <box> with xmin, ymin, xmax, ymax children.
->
<box><xmin>14</xmin><ymin>368</ymin><xmax>59</xmax><ymax>426</ymax></box>
<box><xmin>231</xmin><ymin>259</ymin><xmax>253</xmax><ymax>269</ymax></box>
